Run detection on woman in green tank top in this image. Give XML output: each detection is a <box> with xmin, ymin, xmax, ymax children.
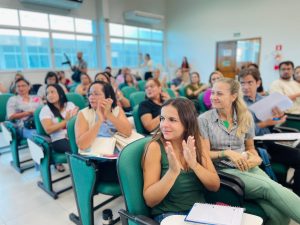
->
<box><xmin>142</xmin><ymin>98</ymin><xmax>220</xmax><ymax>223</ymax></box>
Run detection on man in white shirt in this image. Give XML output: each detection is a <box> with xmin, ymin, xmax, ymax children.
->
<box><xmin>270</xmin><ymin>61</ymin><xmax>300</xmax><ymax>114</ymax></box>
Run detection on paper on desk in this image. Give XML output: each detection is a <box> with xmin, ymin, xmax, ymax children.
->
<box><xmin>249</xmin><ymin>92</ymin><xmax>293</xmax><ymax>121</ymax></box>
<box><xmin>254</xmin><ymin>133</ymin><xmax>300</xmax><ymax>140</ymax></box>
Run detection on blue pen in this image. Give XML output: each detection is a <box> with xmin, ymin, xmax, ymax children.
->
<box><xmin>272</xmin><ymin>117</ymin><xmax>280</xmax><ymax>121</ymax></box>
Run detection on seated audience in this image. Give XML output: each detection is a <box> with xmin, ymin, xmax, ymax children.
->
<box><xmin>57</xmin><ymin>71</ymin><xmax>71</xmax><ymax>89</ymax></box>
<box><xmin>138</xmin><ymin>79</ymin><xmax>170</xmax><ymax>134</ymax></box>
<box><xmin>170</xmin><ymin>68</ymin><xmax>188</xmax><ymax>96</ymax></box>
<box><xmin>40</xmin><ymin>84</ymin><xmax>78</xmax><ymax>172</ymax></box>
<box><xmin>9</xmin><ymin>72</ymin><xmax>24</xmax><ymax>94</ymax></box>
<box><xmin>7</xmin><ymin>78</ymin><xmax>42</xmax><ymax>139</ymax></box>
<box><xmin>185</xmin><ymin>72</ymin><xmax>208</xmax><ymax>100</ymax></box>
<box><xmin>153</xmin><ymin>68</ymin><xmax>167</xmax><ymax>88</ymax></box>
<box><xmin>75</xmin><ymin>81</ymin><xmax>132</xmax><ymax>182</ymax></box>
<box><xmin>119</xmin><ymin>73</ymin><xmax>137</xmax><ymax>90</ymax></box>
<box><xmin>0</xmin><ymin>82</ymin><xmax>7</xmax><ymax>93</ymax></box>
<box><xmin>246</xmin><ymin>63</ymin><xmax>267</xmax><ymax>96</ymax></box>
<box><xmin>75</xmin><ymin>73</ymin><xmax>92</xmax><ymax>97</ymax></box>
<box><xmin>37</xmin><ymin>71</ymin><xmax>68</xmax><ymax>101</ymax></box>
<box><xmin>270</xmin><ymin>61</ymin><xmax>300</xmax><ymax>114</ymax></box>
<box><xmin>293</xmin><ymin>66</ymin><xmax>300</xmax><ymax>85</ymax></box>
<box><xmin>239</xmin><ymin>68</ymin><xmax>300</xmax><ymax>196</ymax></box>
<box><xmin>203</xmin><ymin>71</ymin><xmax>223</xmax><ymax>109</ymax></box>
<box><xmin>198</xmin><ymin>78</ymin><xmax>300</xmax><ymax>225</ymax></box>
<box><xmin>142</xmin><ymin>98</ymin><xmax>220</xmax><ymax>223</ymax></box>
<box><xmin>95</xmin><ymin>72</ymin><xmax>130</xmax><ymax>110</ymax></box>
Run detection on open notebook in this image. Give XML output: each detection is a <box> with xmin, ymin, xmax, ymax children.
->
<box><xmin>79</xmin><ymin>137</ymin><xmax>117</xmax><ymax>158</ymax></box>
<box><xmin>185</xmin><ymin>203</ymin><xmax>244</xmax><ymax>225</ymax></box>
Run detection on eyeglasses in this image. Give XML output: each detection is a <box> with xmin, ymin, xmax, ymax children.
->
<box><xmin>87</xmin><ymin>92</ymin><xmax>102</xmax><ymax>97</ymax></box>
<box><xmin>240</xmin><ymin>81</ymin><xmax>255</xmax><ymax>86</ymax></box>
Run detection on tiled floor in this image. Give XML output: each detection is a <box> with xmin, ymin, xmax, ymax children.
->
<box><xmin>0</xmin><ymin>133</ymin><xmax>299</xmax><ymax>225</ymax></box>
<box><xmin>0</xmin><ymin>134</ymin><xmax>123</xmax><ymax>225</ymax></box>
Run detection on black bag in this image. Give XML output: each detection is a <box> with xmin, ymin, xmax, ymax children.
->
<box><xmin>23</xmin><ymin>116</ymin><xmax>36</xmax><ymax>129</ymax></box>
<box><xmin>71</xmin><ymin>70</ymin><xmax>82</xmax><ymax>83</ymax></box>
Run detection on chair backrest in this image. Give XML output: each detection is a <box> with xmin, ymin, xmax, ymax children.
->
<box><xmin>66</xmin><ymin>93</ymin><xmax>86</xmax><ymax>110</ymax></box>
<box><xmin>178</xmin><ymin>86</ymin><xmax>186</xmax><ymax>97</ymax></box>
<box><xmin>34</xmin><ymin>105</ymin><xmax>47</xmax><ymax>136</ymax></box>
<box><xmin>121</xmin><ymin>86</ymin><xmax>137</xmax><ymax>99</ymax></box>
<box><xmin>163</xmin><ymin>88</ymin><xmax>176</xmax><ymax>98</ymax></box>
<box><xmin>198</xmin><ymin>92</ymin><xmax>208</xmax><ymax>113</ymax></box>
<box><xmin>117</xmin><ymin>137</ymin><xmax>152</xmax><ymax>220</ymax></box>
<box><xmin>130</xmin><ymin>91</ymin><xmax>145</xmax><ymax>108</ymax></box>
<box><xmin>133</xmin><ymin>105</ymin><xmax>147</xmax><ymax>135</ymax></box>
<box><xmin>67</xmin><ymin>116</ymin><xmax>78</xmax><ymax>154</ymax></box>
<box><xmin>68</xmin><ymin>82</ymin><xmax>80</xmax><ymax>93</ymax></box>
<box><xmin>137</xmin><ymin>80</ymin><xmax>146</xmax><ymax>91</ymax></box>
<box><xmin>67</xmin><ymin>153</ymin><xmax>96</xmax><ymax>225</ymax></box>
<box><xmin>0</xmin><ymin>93</ymin><xmax>13</xmax><ymax>122</ymax></box>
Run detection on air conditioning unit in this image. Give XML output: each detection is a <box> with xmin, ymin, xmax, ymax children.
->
<box><xmin>124</xmin><ymin>10</ymin><xmax>164</xmax><ymax>25</ymax></box>
<box><xmin>19</xmin><ymin>0</ymin><xmax>83</xmax><ymax>10</ymax></box>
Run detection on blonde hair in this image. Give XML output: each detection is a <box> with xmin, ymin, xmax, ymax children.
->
<box><xmin>216</xmin><ymin>78</ymin><xmax>253</xmax><ymax>138</ymax></box>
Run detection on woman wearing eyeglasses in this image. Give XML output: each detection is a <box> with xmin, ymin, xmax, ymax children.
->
<box><xmin>75</xmin><ymin>81</ymin><xmax>132</xmax><ymax>182</ymax></box>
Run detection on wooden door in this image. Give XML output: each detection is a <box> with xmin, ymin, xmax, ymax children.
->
<box><xmin>216</xmin><ymin>41</ymin><xmax>237</xmax><ymax>79</ymax></box>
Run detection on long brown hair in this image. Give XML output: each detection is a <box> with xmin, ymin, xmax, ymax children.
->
<box><xmin>143</xmin><ymin>98</ymin><xmax>204</xmax><ymax>166</ymax></box>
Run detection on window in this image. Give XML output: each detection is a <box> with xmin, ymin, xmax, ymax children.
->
<box><xmin>53</xmin><ymin>33</ymin><xmax>76</xmax><ymax>70</ymax></box>
<box><xmin>0</xmin><ymin>7</ymin><xmax>98</xmax><ymax>70</ymax></box>
<box><xmin>109</xmin><ymin>23</ymin><xmax>164</xmax><ymax>68</ymax></box>
<box><xmin>22</xmin><ymin>30</ymin><xmax>51</xmax><ymax>69</ymax></box>
<box><xmin>0</xmin><ymin>29</ymin><xmax>22</xmax><ymax>70</ymax></box>
<box><xmin>20</xmin><ymin>10</ymin><xmax>49</xmax><ymax>29</ymax></box>
<box><xmin>0</xmin><ymin>8</ymin><xmax>19</xmax><ymax>26</ymax></box>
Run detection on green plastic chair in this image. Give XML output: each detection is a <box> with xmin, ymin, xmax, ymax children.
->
<box><xmin>30</xmin><ymin>105</ymin><xmax>72</xmax><ymax>199</ymax></box>
<box><xmin>129</xmin><ymin>92</ymin><xmax>145</xmax><ymax>108</ymax></box>
<box><xmin>137</xmin><ymin>80</ymin><xmax>146</xmax><ymax>91</ymax></box>
<box><xmin>178</xmin><ymin>86</ymin><xmax>186</xmax><ymax>97</ymax></box>
<box><xmin>198</xmin><ymin>92</ymin><xmax>208</xmax><ymax>114</ymax></box>
<box><xmin>66</xmin><ymin>117</ymin><xmax>122</xmax><ymax>225</ymax></box>
<box><xmin>132</xmin><ymin>105</ymin><xmax>147</xmax><ymax>135</ymax></box>
<box><xmin>280</xmin><ymin>114</ymin><xmax>300</xmax><ymax>131</ymax></box>
<box><xmin>66</xmin><ymin>93</ymin><xmax>87</xmax><ymax>110</ymax></box>
<box><xmin>121</xmin><ymin>86</ymin><xmax>138</xmax><ymax>100</ymax></box>
<box><xmin>3</xmin><ymin>93</ymin><xmax>32</xmax><ymax>172</ymax></box>
<box><xmin>0</xmin><ymin>93</ymin><xmax>13</xmax><ymax>153</ymax></box>
<box><xmin>163</xmin><ymin>88</ymin><xmax>176</xmax><ymax>98</ymax></box>
<box><xmin>117</xmin><ymin>138</ymin><xmax>268</xmax><ymax>225</ymax></box>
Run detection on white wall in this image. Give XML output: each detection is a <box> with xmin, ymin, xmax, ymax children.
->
<box><xmin>166</xmin><ymin>0</ymin><xmax>300</xmax><ymax>89</ymax></box>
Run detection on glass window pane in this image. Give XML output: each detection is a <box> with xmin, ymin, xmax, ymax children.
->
<box><xmin>0</xmin><ymin>29</ymin><xmax>22</xmax><ymax>70</ymax></box>
<box><xmin>0</xmin><ymin>8</ymin><xmax>19</xmax><ymax>26</ymax></box>
<box><xmin>22</xmin><ymin>30</ymin><xmax>51</xmax><ymax>69</ymax></box>
<box><xmin>124</xmin><ymin>39</ymin><xmax>138</xmax><ymax>68</ymax></box>
<box><xmin>124</xmin><ymin>25</ymin><xmax>138</xmax><ymax>38</ymax></box>
<box><xmin>139</xmin><ymin>28</ymin><xmax>151</xmax><ymax>39</ymax></box>
<box><xmin>110</xmin><ymin>38</ymin><xmax>123</xmax><ymax>68</ymax></box>
<box><xmin>50</xmin><ymin>15</ymin><xmax>74</xmax><ymax>32</ymax></box>
<box><xmin>76</xmin><ymin>35</ymin><xmax>97</xmax><ymax>68</ymax></box>
<box><xmin>151</xmin><ymin>42</ymin><xmax>163</xmax><ymax>67</ymax></box>
<box><xmin>53</xmin><ymin>32</ymin><xmax>76</xmax><ymax>69</ymax></box>
<box><xmin>236</xmin><ymin>39</ymin><xmax>260</xmax><ymax>68</ymax></box>
<box><xmin>20</xmin><ymin>10</ymin><xmax>49</xmax><ymax>29</ymax></box>
<box><xmin>152</xmin><ymin>30</ymin><xmax>163</xmax><ymax>41</ymax></box>
<box><xmin>75</xmin><ymin>18</ymin><xmax>93</xmax><ymax>34</ymax></box>
<box><xmin>109</xmin><ymin>23</ymin><xmax>123</xmax><ymax>37</ymax></box>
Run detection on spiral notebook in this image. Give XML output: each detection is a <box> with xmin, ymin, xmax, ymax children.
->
<box><xmin>185</xmin><ymin>203</ymin><xmax>244</xmax><ymax>225</ymax></box>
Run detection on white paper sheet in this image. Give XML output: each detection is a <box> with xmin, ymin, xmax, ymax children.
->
<box><xmin>248</xmin><ymin>92</ymin><xmax>293</xmax><ymax>121</ymax></box>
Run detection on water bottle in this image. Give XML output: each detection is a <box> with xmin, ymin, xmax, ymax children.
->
<box><xmin>102</xmin><ymin>209</ymin><xmax>113</xmax><ymax>225</ymax></box>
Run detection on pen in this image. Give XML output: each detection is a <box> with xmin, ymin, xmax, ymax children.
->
<box><xmin>272</xmin><ymin>118</ymin><xmax>280</xmax><ymax>121</ymax></box>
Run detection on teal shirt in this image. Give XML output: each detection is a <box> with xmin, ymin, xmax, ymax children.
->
<box><xmin>151</xmin><ymin>141</ymin><xmax>205</xmax><ymax>216</ymax></box>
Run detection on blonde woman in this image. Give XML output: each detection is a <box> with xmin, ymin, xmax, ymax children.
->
<box><xmin>198</xmin><ymin>78</ymin><xmax>300</xmax><ymax>225</ymax></box>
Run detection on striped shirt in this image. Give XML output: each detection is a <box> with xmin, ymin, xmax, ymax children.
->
<box><xmin>197</xmin><ymin>109</ymin><xmax>254</xmax><ymax>154</ymax></box>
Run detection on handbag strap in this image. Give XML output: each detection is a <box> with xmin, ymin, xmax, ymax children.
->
<box><xmin>257</xmin><ymin>147</ymin><xmax>277</xmax><ymax>181</ymax></box>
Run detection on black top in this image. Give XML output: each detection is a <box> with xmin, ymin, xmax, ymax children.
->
<box><xmin>138</xmin><ymin>99</ymin><xmax>162</xmax><ymax>133</ymax></box>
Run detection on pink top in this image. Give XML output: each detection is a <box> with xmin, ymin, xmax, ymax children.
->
<box><xmin>203</xmin><ymin>88</ymin><xmax>212</xmax><ymax>109</ymax></box>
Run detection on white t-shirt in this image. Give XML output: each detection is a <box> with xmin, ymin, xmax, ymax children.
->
<box><xmin>39</xmin><ymin>102</ymin><xmax>76</xmax><ymax>142</ymax></box>
<box><xmin>270</xmin><ymin>79</ymin><xmax>300</xmax><ymax>114</ymax></box>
